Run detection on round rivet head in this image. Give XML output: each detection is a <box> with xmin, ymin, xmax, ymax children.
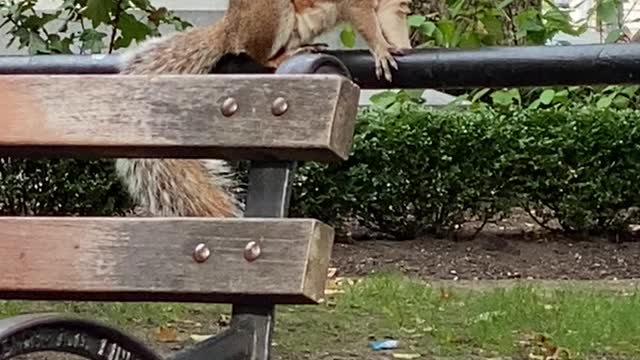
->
<box><xmin>271</xmin><ymin>97</ymin><xmax>288</xmax><ymax>116</ymax></box>
<box><xmin>193</xmin><ymin>243</ymin><xmax>211</xmax><ymax>263</ymax></box>
<box><xmin>221</xmin><ymin>97</ymin><xmax>238</xmax><ymax>117</ymax></box>
<box><xmin>243</xmin><ymin>241</ymin><xmax>261</xmax><ymax>262</ymax></box>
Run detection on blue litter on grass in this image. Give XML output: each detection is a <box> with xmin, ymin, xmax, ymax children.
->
<box><xmin>370</xmin><ymin>339</ymin><xmax>399</xmax><ymax>351</ymax></box>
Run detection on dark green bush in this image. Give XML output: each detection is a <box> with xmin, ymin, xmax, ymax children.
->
<box><xmin>0</xmin><ymin>158</ymin><xmax>130</xmax><ymax>216</ymax></box>
<box><xmin>291</xmin><ymin>104</ymin><xmax>640</xmax><ymax>238</ymax></box>
<box><xmin>503</xmin><ymin>107</ymin><xmax>640</xmax><ymax>234</ymax></box>
<box><xmin>290</xmin><ymin>102</ymin><xmax>512</xmax><ymax>238</ymax></box>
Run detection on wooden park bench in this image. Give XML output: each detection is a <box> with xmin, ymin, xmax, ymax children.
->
<box><xmin>0</xmin><ymin>53</ymin><xmax>360</xmax><ymax>360</ymax></box>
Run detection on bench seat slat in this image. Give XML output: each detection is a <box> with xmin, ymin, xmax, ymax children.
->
<box><xmin>0</xmin><ymin>217</ymin><xmax>334</xmax><ymax>304</ymax></box>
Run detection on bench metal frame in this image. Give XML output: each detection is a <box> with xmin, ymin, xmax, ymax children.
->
<box><xmin>0</xmin><ymin>52</ymin><xmax>355</xmax><ymax>360</ymax></box>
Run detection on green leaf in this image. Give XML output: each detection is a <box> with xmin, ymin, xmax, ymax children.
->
<box><xmin>449</xmin><ymin>0</ymin><xmax>466</xmax><ymax>17</ymax></box>
<box><xmin>515</xmin><ymin>10</ymin><xmax>545</xmax><ymax>35</ymax></box>
<box><xmin>116</xmin><ymin>12</ymin><xmax>151</xmax><ymax>48</ymax></box>
<box><xmin>491</xmin><ymin>90</ymin><xmax>516</xmax><ymax>106</ymax></box>
<box><xmin>497</xmin><ymin>0</ymin><xmax>514</xmax><ymax>9</ymax></box>
<box><xmin>340</xmin><ymin>25</ymin><xmax>356</xmax><ymax>48</ymax></box>
<box><xmin>420</xmin><ymin>21</ymin><xmax>437</xmax><ymax>37</ymax></box>
<box><xmin>83</xmin><ymin>0</ymin><xmax>114</xmax><ymax>27</ymax></box>
<box><xmin>79</xmin><ymin>28</ymin><xmax>108</xmax><ymax>53</ymax></box>
<box><xmin>528</xmin><ymin>98</ymin><xmax>542</xmax><ymax>109</ymax></box>
<box><xmin>471</xmin><ymin>88</ymin><xmax>491</xmax><ymax>103</ymax></box>
<box><xmin>605</xmin><ymin>29</ymin><xmax>623</xmax><ymax>43</ymax></box>
<box><xmin>620</xmin><ymin>85</ymin><xmax>639</xmax><ymax>97</ymax></box>
<box><xmin>22</xmin><ymin>11</ymin><xmax>60</xmax><ymax>30</ymax></box>
<box><xmin>597</xmin><ymin>0</ymin><xmax>620</xmax><ymax>24</ymax></box>
<box><xmin>540</xmin><ymin>89</ymin><xmax>556</xmax><ymax>105</ymax></box>
<box><xmin>407</xmin><ymin>15</ymin><xmax>426</xmax><ymax>28</ymax></box>
<box><xmin>458</xmin><ymin>32</ymin><xmax>482</xmax><ymax>48</ymax></box>
<box><xmin>612</xmin><ymin>95</ymin><xmax>630</xmax><ymax>108</ymax></box>
<box><xmin>402</xmin><ymin>89</ymin><xmax>426</xmax><ymax>101</ymax></box>
<box><xmin>27</xmin><ymin>31</ymin><xmax>48</xmax><ymax>54</ymax></box>
<box><xmin>369</xmin><ymin>91</ymin><xmax>399</xmax><ymax>109</ymax></box>
<box><xmin>130</xmin><ymin>0</ymin><xmax>151</xmax><ymax>8</ymax></box>
<box><xmin>47</xmin><ymin>34</ymin><xmax>73</xmax><ymax>54</ymax></box>
<box><xmin>596</xmin><ymin>94</ymin><xmax>614</xmax><ymax>108</ymax></box>
<box><xmin>480</xmin><ymin>16</ymin><xmax>504</xmax><ymax>40</ymax></box>
<box><xmin>436</xmin><ymin>20</ymin><xmax>457</xmax><ymax>47</ymax></box>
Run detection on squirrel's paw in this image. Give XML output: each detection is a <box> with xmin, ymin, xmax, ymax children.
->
<box><xmin>373</xmin><ymin>46</ymin><xmax>404</xmax><ymax>83</ymax></box>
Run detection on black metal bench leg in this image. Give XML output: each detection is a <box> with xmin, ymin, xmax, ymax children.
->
<box><xmin>226</xmin><ymin>54</ymin><xmax>352</xmax><ymax>360</ymax></box>
<box><xmin>228</xmin><ymin>160</ymin><xmax>296</xmax><ymax>360</ymax></box>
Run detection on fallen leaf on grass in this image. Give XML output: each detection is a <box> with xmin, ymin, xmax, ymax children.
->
<box><xmin>324</xmin><ymin>274</ymin><xmax>365</xmax><ymax>296</ymax></box>
<box><xmin>190</xmin><ymin>334</ymin><xmax>214</xmax><ymax>343</ymax></box>
<box><xmin>520</xmin><ymin>333</ymin><xmax>571</xmax><ymax>360</ymax></box>
<box><xmin>439</xmin><ymin>288</ymin><xmax>453</xmax><ymax>300</ymax></box>
<box><xmin>324</xmin><ymin>279</ymin><xmax>345</xmax><ymax>296</ymax></box>
<box><xmin>153</xmin><ymin>327</ymin><xmax>178</xmax><ymax>343</ymax></box>
<box><xmin>392</xmin><ymin>353</ymin><xmax>421</xmax><ymax>359</ymax></box>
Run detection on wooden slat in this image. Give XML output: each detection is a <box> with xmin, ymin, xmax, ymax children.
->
<box><xmin>0</xmin><ymin>74</ymin><xmax>360</xmax><ymax>162</ymax></box>
<box><xmin>0</xmin><ymin>217</ymin><xmax>335</xmax><ymax>304</ymax></box>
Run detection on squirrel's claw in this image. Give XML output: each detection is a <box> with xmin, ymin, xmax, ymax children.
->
<box><xmin>374</xmin><ymin>46</ymin><xmax>403</xmax><ymax>83</ymax></box>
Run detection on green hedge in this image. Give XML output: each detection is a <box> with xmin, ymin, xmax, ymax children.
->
<box><xmin>290</xmin><ymin>104</ymin><xmax>640</xmax><ymax>238</ymax></box>
<box><xmin>2</xmin><ymin>104</ymin><xmax>640</xmax><ymax>239</ymax></box>
<box><xmin>0</xmin><ymin>158</ymin><xmax>130</xmax><ymax>216</ymax></box>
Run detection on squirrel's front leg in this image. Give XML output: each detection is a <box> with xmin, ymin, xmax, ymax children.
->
<box><xmin>377</xmin><ymin>0</ymin><xmax>412</xmax><ymax>49</ymax></box>
<box><xmin>341</xmin><ymin>0</ymin><xmax>404</xmax><ymax>82</ymax></box>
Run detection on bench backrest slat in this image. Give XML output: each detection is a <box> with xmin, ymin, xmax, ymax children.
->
<box><xmin>0</xmin><ymin>74</ymin><xmax>360</xmax><ymax>162</ymax></box>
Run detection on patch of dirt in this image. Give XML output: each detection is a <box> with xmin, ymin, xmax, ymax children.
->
<box><xmin>331</xmin><ymin>209</ymin><xmax>640</xmax><ymax>282</ymax></box>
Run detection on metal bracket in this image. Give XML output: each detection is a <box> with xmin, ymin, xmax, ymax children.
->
<box><xmin>168</xmin><ymin>53</ymin><xmax>352</xmax><ymax>360</ymax></box>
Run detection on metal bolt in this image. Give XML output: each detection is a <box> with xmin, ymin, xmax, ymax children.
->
<box><xmin>271</xmin><ymin>97</ymin><xmax>289</xmax><ymax>116</ymax></box>
<box><xmin>243</xmin><ymin>241</ymin><xmax>261</xmax><ymax>262</ymax></box>
<box><xmin>193</xmin><ymin>243</ymin><xmax>211</xmax><ymax>263</ymax></box>
<box><xmin>221</xmin><ymin>97</ymin><xmax>238</xmax><ymax>117</ymax></box>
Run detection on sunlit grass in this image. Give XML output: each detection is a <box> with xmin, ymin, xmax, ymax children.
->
<box><xmin>2</xmin><ymin>274</ymin><xmax>640</xmax><ymax>359</ymax></box>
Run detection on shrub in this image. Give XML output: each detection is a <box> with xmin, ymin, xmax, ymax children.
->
<box><xmin>0</xmin><ymin>158</ymin><xmax>130</xmax><ymax>216</ymax></box>
<box><xmin>291</xmin><ymin>104</ymin><xmax>640</xmax><ymax>238</ymax></box>
<box><xmin>503</xmin><ymin>107</ymin><xmax>640</xmax><ymax>234</ymax></box>
<box><xmin>291</xmin><ymin>101</ymin><xmax>512</xmax><ymax>238</ymax></box>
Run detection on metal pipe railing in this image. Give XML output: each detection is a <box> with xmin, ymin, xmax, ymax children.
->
<box><xmin>1</xmin><ymin>43</ymin><xmax>639</xmax><ymax>88</ymax></box>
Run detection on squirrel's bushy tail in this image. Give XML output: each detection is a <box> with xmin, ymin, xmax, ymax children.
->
<box><xmin>115</xmin><ymin>158</ymin><xmax>242</xmax><ymax>217</ymax></box>
<box><xmin>116</xmin><ymin>24</ymin><xmax>242</xmax><ymax>218</ymax></box>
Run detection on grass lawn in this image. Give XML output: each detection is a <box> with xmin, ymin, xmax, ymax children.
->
<box><xmin>1</xmin><ymin>273</ymin><xmax>640</xmax><ymax>359</ymax></box>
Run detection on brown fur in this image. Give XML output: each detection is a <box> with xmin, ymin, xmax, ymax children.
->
<box><xmin>293</xmin><ymin>0</ymin><xmax>316</xmax><ymax>12</ymax></box>
<box><xmin>116</xmin><ymin>0</ymin><xmax>413</xmax><ymax>218</ymax></box>
<box><xmin>281</xmin><ymin>0</ymin><xmax>411</xmax><ymax>81</ymax></box>
<box><xmin>377</xmin><ymin>0</ymin><xmax>412</xmax><ymax>48</ymax></box>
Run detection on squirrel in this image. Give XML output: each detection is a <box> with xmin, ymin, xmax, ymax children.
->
<box><xmin>116</xmin><ymin>0</ymin><xmax>413</xmax><ymax>218</ymax></box>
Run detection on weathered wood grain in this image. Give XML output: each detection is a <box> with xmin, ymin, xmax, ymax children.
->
<box><xmin>0</xmin><ymin>74</ymin><xmax>360</xmax><ymax>162</ymax></box>
<box><xmin>0</xmin><ymin>217</ymin><xmax>334</xmax><ymax>304</ymax></box>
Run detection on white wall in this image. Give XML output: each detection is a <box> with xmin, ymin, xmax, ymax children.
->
<box><xmin>554</xmin><ymin>0</ymin><xmax>640</xmax><ymax>41</ymax></box>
